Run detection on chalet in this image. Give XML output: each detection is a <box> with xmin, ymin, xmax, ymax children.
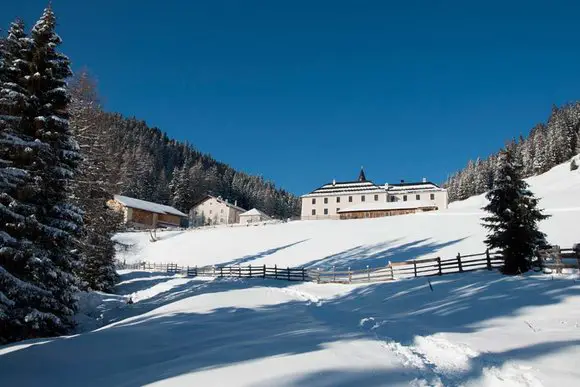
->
<box><xmin>239</xmin><ymin>208</ymin><xmax>271</xmax><ymax>225</ymax></box>
<box><xmin>301</xmin><ymin>168</ymin><xmax>448</xmax><ymax>220</ymax></box>
<box><xmin>189</xmin><ymin>195</ymin><xmax>246</xmax><ymax>227</ymax></box>
<box><xmin>107</xmin><ymin>195</ymin><xmax>188</xmax><ymax>229</ymax></box>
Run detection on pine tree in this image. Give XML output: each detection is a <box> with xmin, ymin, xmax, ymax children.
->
<box><xmin>482</xmin><ymin>146</ymin><xmax>550</xmax><ymax>275</ymax></box>
<box><xmin>0</xmin><ymin>8</ymin><xmax>82</xmax><ymax>343</ymax></box>
<box><xmin>68</xmin><ymin>71</ymin><xmax>120</xmax><ymax>292</ymax></box>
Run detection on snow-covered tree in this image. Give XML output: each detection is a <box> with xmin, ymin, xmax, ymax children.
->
<box><xmin>482</xmin><ymin>146</ymin><xmax>550</xmax><ymax>274</ymax></box>
<box><xmin>0</xmin><ymin>8</ymin><xmax>82</xmax><ymax>343</ymax></box>
<box><xmin>68</xmin><ymin>71</ymin><xmax>121</xmax><ymax>292</ymax></box>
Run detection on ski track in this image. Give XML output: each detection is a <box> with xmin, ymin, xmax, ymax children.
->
<box><xmin>271</xmin><ymin>288</ymin><xmax>543</xmax><ymax>387</ymax></box>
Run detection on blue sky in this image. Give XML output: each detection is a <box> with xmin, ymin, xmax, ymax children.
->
<box><xmin>3</xmin><ymin>1</ymin><xmax>580</xmax><ymax>195</ymax></box>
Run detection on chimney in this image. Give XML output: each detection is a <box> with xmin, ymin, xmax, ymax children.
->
<box><xmin>400</xmin><ymin>179</ymin><xmax>404</xmax><ymax>184</ymax></box>
<box><xmin>332</xmin><ymin>179</ymin><xmax>336</xmax><ymax>186</ymax></box>
<box><xmin>422</xmin><ymin>177</ymin><xmax>427</xmax><ymax>183</ymax></box>
<box><xmin>234</xmin><ymin>200</ymin><xmax>238</xmax><ymax>207</ymax></box>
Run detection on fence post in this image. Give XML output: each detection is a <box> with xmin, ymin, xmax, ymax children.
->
<box><xmin>486</xmin><ymin>249</ymin><xmax>492</xmax><ymax>270</ymax></box>
<box><xmin>333</xmin><ymin>266</ymin><xmax>336</xmax><ymax>282</ymax></box>
<box><xmin>287</xmin><ymin>267</ymin><xmax>290</xmax><ymax>281</ymax></box>
<box><xmin>302</xmin><ymin>268</ymin><xmax>306</xmax><ymax>281</ymax></box>
<box><xmin>239</xmin><ymin>265</ymin><xmax>241</xmax><ymax>278</ymax></box>
<box><xmin>220</xmin><ymin>266</ymin><xmax>223</xmax><ymax>277</ymax></box>
<box><xmin>457</xmin><ymin>253</ymin><xmax>463</xmax><ymax>272</ymax></box>
<box><xmin>263</xmin><ymin>264</ymin><xmax>266</xmax><ymax>279</ymax></box>
<box><xmin>195</xmin><ymin>265</ymin><xmax>198</xmax><ymax>277</ymax></box>
<box><xmin>249</xmin><ymin>265</ymin><xmax>252</xmax><ymax>278</ymax></box>
<box><xmin>317</xmin><ymin>268</ymin><xmax>321</xmax><ymax>284</ymax></box>
<box><xmin>348</xmin><ymin>267</ymin><xmax>352</xmax><ymax>283</ymax></box>
<box><xmin>367</xmin><ymin>265</ymin><xmax>370</xmax><ymax>282</ymax></box>
<box><xmin>437</xmin><ymin>257</ymin><xmax>442</xmax><ymax>275</ymax></box>
<box><xmin>389</xmin><ymin>261</ymin><xmax>394</xmax><ymax>280</ymax></box>
<box><xmin>413</xmin><ymin>260</ymin><xmax>417</xmax><ymax>277</ymax></box>
<box><xmin>274</xmin><ymin>265</ymin><xmax>278</xmax><ymax>279</ymax></box>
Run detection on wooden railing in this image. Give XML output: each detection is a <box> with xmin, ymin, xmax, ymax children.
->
<box><xmin>116</xmin><ymin>261</ymin><xmax>310</xmax><ymax>282</ymax></box>
<box><xmin>115</xmin><ymin>245</ymin><xmax>579</xmax><ymax>285</ymax></box>
<box><xmin>311</xmin><ymin>250</ymin><xmax>504</xmax><ymax>284</ymax></box>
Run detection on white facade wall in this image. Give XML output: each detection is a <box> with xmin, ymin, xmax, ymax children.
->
<box><xmin>239</xmin><ymin>214</ymin><xmax>265</xmax><ymax>225</ymax></box>
<box><xmin>190</xmin><ymin>197</ymin><xmax>244</xmax><ymax>226</ymax></box>
<box><xmin>386</xmin><ymin>190</ymin><xmax>448</xmax><ymax>210</ymax></box>
<box><xmin>301</xmin><ymin>191</ymin><xmax>388</xmax><ymax>220</ymax></box>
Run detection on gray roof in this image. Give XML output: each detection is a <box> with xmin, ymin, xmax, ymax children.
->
<box><xmin>113</xmin><ymin>195</ymin><xmax>187</xmax><ymax>217</ymax></box>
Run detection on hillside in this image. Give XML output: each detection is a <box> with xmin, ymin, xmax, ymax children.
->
<box><xmin>1</xmin><ymin>157</ymin><xmax>579</xmax><ymax>387</ymax></box>
<box><xmin>115</xmin><ymin>154</ymin><xmax>580</xmax><ymax>269</ymax></box>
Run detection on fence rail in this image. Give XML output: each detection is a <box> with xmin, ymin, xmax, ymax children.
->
<box><xmin>115</xmin><ymin>245</ymin><xmax>579</xmax><ymax>285</ymax></box>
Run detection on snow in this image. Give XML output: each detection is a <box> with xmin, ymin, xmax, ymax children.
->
<box><xmin>240</xmin><ymin>208</ymin><xmax>269</xmax><ymax>217</ymax></box>
<box><xmin>1</xmin><ymin>157</ymin><xmax>580</xmax><ymax>386</ymax></box>
<box><xmin>112</xmin><ymin>157</ymin><xmax>579</xmax><ymax>270</ymax></box>
<box><xmin>113</xmin><ymin>195</ymin><xmax>187</xmax><ymax>217</ymax></box>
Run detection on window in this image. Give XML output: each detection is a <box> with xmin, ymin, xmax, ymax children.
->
<box><xmin>221</xmin><ymin>208</ymin><xmax>224</xmax><ymax>213</ymax></box>
<box><xmin>403</xmin><ymin>195</ymin><xmax>407</xmax><ymax>202</ymax></box>
<box><xmin>349</xmin><ymin>196</ymin><xmax>353</xmax><ymax>202</ymax></box>
<box><xmin>209</xmin><ymin>210</ymin><xmax>213</xmax><ymax>214</ymax></box>
<box><xmin>336</xmin><ymin>208</ymin><xmax>340</xmax><ymax>212</ymax></box>
<box><xmin>390</xmin><ymin>196</ymin><xmax>396</xmax><ymax>202</ymax></box>
<box><xmin>220</xmin><ymin>218</ymin><xmax>224</xmax><ymax>223</ymax></box>
<box><xmin>430</xmin><ymin>193</ymin><xmax>435</xmax><ymax>200</ymax></box>
<box><xmin>336</xmin><ymin>197</ymin><xmax>340</xmax><ymax>203</ymax></box>
<box><xmin>324</xmin><ymin>208</ymin><xmax>328</xmax><ymax>215</ymax></box>
<box><xmin>374</xmin><ymin>194</ymin><xmax>379</xmax><ymax>201</ymax></box>
<box><xmin>324</xmin><ymin>198</ymin><xmax>328</xmax><ymax>204</ymax></box>
<box><xmin>416</xmin><ymin>194</ymin><xmax>420</xmax><ymax>200</ymax></box>
<box><xmin>361</xmin><ymin>195</ymin><xmax>366</xmax><ymax>202</ymax></box>
<box><xmin>312</xmin><ymin>209</ymin><xmax>316</xmax><ymax>216</ymax></box>
<box><xmin>312</xmin><ymin>198</ymin><xmax>316</xmax><ymax>205</ymax></box>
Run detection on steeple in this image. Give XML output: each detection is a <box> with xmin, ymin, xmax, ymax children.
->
<box><xmin>358</xmin><ymin>166</ymin><xmax>366</xmax><ymax>182</ymax></box>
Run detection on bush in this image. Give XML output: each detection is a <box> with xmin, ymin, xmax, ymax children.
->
<box><xmin>571</xmin><ymin>159</ymin><xmax>579</xmax><ymax>171</ymax></box>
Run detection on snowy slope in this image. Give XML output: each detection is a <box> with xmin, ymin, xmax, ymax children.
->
<box><xmin>1</xmin><ymin>270</ymin><xmax>579</xmax><ymax>386</ymax></box>
<box><xmin>115</xmin><ymin>155</ymin><xmax>580</xmax><ymax>270</ymax></box>
<box><xmin>1</xmin><ymin>157</ymin><xmax>579</xmax><ymax>387</ymax></box>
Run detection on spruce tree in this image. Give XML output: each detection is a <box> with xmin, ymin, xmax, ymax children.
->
<box><xmin>0</xmin><ymin>8</ymin><xmax>82</xmax><ymax>343</ymax></box>
<box><xmin>482</xmin><ymin>146</ymin><xmax>550</xmax><ymax>275</ymax></box>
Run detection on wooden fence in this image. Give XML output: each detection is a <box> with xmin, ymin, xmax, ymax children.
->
<box><xmin>116</xmin><ymin>245</ymin><xmax>579</xmax><ymax>285</ymax></box>
<box><xmin>312</xmin><ymin>250</ymin><xmax>505</xmax><ymax>284</ymax></box>
<box><xmin>116</xmin><ymin>261</ymin><xmax>310</xmax><ymax>282</ymax></box>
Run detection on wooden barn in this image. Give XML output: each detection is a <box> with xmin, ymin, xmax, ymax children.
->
<box><xmin>107</xmin><ymin>195</ymin><xmax>188</xmax><ymax>229</ymax></box>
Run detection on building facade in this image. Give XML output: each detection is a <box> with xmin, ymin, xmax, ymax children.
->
<box><xmin>107</xmin><ymin>195</ymin><xmax>188</xmax><ymax>229</ymax></box>
<box><xmin>239</xmin><ymin>208</ymin><xmax>272</xmax><ymax>225</ymax></box>
<box><xmin>301</xmin><ymin>169</ymin><xmax>448</xmax><ymax>220</ymax></box>
<box><xmin>189</xmin><ymin>195</ymin><xmax>247</xmax><ymax>227</ymax></box>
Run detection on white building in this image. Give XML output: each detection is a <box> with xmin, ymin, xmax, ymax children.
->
<box><xmin>189</xmin><ymin>195</ymin><xmax>246</xmax><ymax>227</ymax></box>
<box><xmin>239</xmin><ymin>208</ymin><xmax>271</xmax><ymax>225</ymax></box>
<box><xmin>301</xmin><ymin>169</ymin><xmax>448</xmax><ymax>220</ymax></box>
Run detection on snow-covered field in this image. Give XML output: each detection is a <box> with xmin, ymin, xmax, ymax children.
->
<box><xmin>1</xmin><ymin>156</ymin><xmax>579</xmax><ymax>386</ymax></box>
<box><xmin>115</xmin><ymin>157</ymin><xmax>580</xmax><ymax>270</ymax></box>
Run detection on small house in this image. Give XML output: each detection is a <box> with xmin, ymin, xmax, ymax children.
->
<box><xmin>107</xmin><ymin>195</ymin><xmax>188</xmax><ymax>229</ymax></box>
<box><xmin>239</xmin><ymin>208</ymin><xmax>271</xmax><ymax>225</ymax></box>
<box><xmin>189</xmin><ymin>195</ymin><xmax>246</xmax><ymax>227</ymax></box>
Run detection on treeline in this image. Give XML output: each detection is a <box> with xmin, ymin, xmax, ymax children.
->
<box><xmin>445</xmin><ymin>103</ymin><xmax>580</xmax><ymax>201</ymax></box>
<box><xmin>99</xmin><ymin>113</ymin><xmax>301</xmax><ymax>219</ymax></box>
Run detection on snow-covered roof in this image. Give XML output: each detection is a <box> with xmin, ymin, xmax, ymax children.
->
<box><xmin>302</xmin><ymin>180</ymin><xmax>385</xmax><ymax>198</ymax></box>
<box><xmin>386</xmin><ymin>182</ymin><xmax>443</xmax><ymax>193</ymax></box>
<box><xmin>240</xmin><ymin>208</ymin><xmax>270</xmax><ymax>218</ymax></box>
<box><xmin>114</xmin><ymin>195</ymin><xmax>187</xmax><ymax>217</ymax></box>
<box><xmin>337</xmin><ymin>200</ymin><xmax>438</xmax><ymax>213</ymax></box>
